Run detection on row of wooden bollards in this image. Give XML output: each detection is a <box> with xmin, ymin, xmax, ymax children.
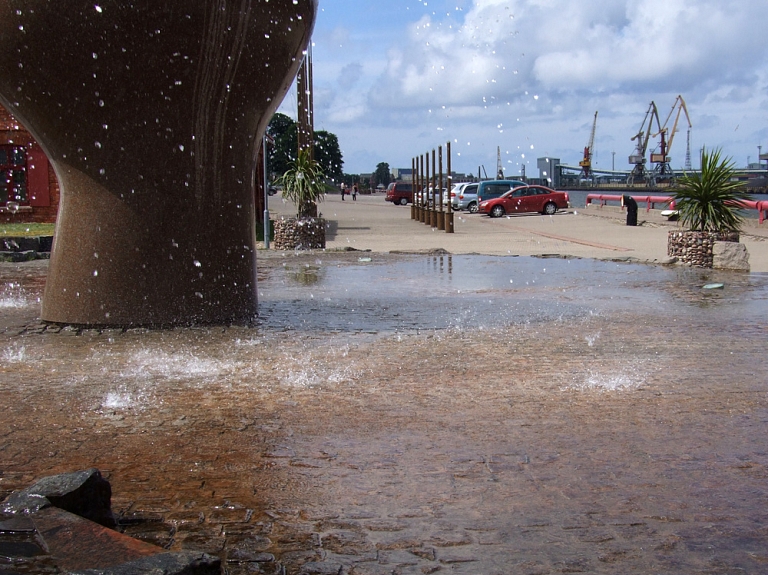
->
<box><xmin>410</xmin><ymin>143</ymin><xmax>454</xmax><ymax>233</ymax></box>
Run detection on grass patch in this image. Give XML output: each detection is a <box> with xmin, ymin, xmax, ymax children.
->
<box><xmin>0</xmin><ymin>223</ymin><xmax>55</xmax><ymax>237</ymax></box>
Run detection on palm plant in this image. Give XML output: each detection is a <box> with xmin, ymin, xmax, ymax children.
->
<box><xmin>672</xmin><ymin>147</ymin><xmax>751</xmax><ymax>232</ymax></box>
<box><xmin>276</xmin><ymin>148</ymin><xmax>326</xmax><ymax>218</ymax></box>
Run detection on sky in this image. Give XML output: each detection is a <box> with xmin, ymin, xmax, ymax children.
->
<box><xmin>278</xmin><ymin>0</ymin><xmax>768</xmax><ymax>178</ymax></box>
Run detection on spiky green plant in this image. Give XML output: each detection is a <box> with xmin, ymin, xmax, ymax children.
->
<box><xmin>673</xmin><ymin>147</ymin><xmax>751</xmax><ymax>232</ymax></box>
<box><xmin>276</xmin><ymin>147</ymin><xmax>326</xmax><ymax>218</ymax></box>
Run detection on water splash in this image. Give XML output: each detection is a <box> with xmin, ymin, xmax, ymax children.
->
<box><xmin>0</xmin><ymin>283</ymin><xmax>29</xmax><ymax>308</ymax></box>
<box><xmin>121</xmin><ymin>348</ymin><xmax>244</xmax><ymax>382</ymax></box>
<box><xmin>102</xmin><ymin>391</ymin><xmax>138</xmax><ymax>410</ymax></box>
<box><xmin>566</xmin><ymin>363</ymin><xmax>648</xmax><ymax>393</ymax></box>
<box><xmin>2</xmin><ymin>343</ymin><xmax>26</xmax><ymax>363</ymax></box>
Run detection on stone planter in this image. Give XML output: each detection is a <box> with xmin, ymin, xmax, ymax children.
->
<box><xmin>667</xmin><ymin>230</ymin><xmax>739</xmax><ymax>268</ymax></box>
<box><xmin>274</xmin><ymin>217</ymin><xmax>326</xmax><ymax>250</ymax></box>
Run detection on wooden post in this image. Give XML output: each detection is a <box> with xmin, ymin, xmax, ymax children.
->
<box><xmin>437</xmin><ymin>145</ymin><xmax>445</xmax><ymax>230</ymax></box>
<box><xmin>446</xmin><ymin>141</ymin><xmax>454</xmax><ymax>233</ymax></box>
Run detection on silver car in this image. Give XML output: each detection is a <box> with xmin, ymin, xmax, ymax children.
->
<box><xmin>455</xmin><ymin>182</ymin><xmax>480</xmax><ymax>212</ymax></box>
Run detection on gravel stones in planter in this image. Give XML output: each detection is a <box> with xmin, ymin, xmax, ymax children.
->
<box><xmin>273</xmin><ymin>217</ymin><xmax>326</xmax><ymax>250</ymax></box>
<box><xmin>667</xmin><ymin>230</ymin><xmax>739</xmax><ymax>268</ymax></box>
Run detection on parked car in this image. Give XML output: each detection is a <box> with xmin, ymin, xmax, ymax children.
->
<box><xmin>478</xmin><ymin>185</ymin><xmax>570</xmax><ymax>217</ymax></box>
<box><xmin>385</xmin><ymin>182</ymin><xmax>414</xmax><ymax>205</ymax></box>
<box><xmin>448</xmin><ymin>183</ymin><xmax>468</xmax><ymax>210</ymax></box>
<box><xmin>455</xmin><ymin>182</ymin><xmax>480</xmax><ymax>212</ymax></box>
<box><xmin>416</xmin><ymin>187</ymin><xmax>447</xmax><ymax>207</ymax></box>
<box><xmin>476</xmin><ymin>179</ymin><xmax>527</xmax><ymax>203</ymax></box>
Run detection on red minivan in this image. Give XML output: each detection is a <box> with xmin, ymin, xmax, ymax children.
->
<box><xmin>385</xmin><ymin>182</ymin><xmax>413</xmax><ymax>206</ymax></box>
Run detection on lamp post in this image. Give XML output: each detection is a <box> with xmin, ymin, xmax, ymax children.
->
<box><xmin>263</xmin><ymin>135</ymin><xmax>270</xmax><ymax>249</ymax></box>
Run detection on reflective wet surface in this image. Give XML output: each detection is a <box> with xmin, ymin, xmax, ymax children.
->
<box><xmin>2</xmin><ymin>253</ymin><xmax>768</xmax><ymax>574</ymax></box>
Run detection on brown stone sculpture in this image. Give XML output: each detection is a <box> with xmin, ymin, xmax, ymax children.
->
<box><xmin>0</xmin><ymin>1</ymin><xmax>316</xmax><ymax>325</ymax></box>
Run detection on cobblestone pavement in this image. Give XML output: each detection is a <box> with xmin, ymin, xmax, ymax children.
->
<box><xmin>1</xmin><ymin>254</ymin><xmax>768</xmax><ymax>574</ymax></box>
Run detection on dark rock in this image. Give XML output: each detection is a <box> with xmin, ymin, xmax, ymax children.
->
<box><xmin>1</xmin><ymin>468</ymin><xmax>115</xmax><ymax>528</ymax></box>
<box><xmin>297</xmin><ymin>562</ymin><xmax>343</xmax><ymax>575</ymax></box>
<box><xmin>67</xmin><ymin>551</ymin><xmax>220</xmax><ymax>575</ymax></box>
<box><xmin>0</xmin><ymin>540</ymin><xmax>47</xmax><ymax>558</ymax></box>
<box><xmin>0</xmin><ymin>516</ymin><xmax>36</xmax><ymax>533</ymax></box>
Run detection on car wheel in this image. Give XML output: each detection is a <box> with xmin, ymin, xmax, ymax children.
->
<box><xmin>398</xmin><ymin>197</ymin><xmax>408</xmax><ymax>206</ymax></box>
<box><xmin>468</xmin><ymin>202</ymin><xmax>478</xmax><ymax>213</ymax></box>
<box><xmin>490</xmin><ymin>205</ymin><xmax>505</xmax><ymax>218</ymax></box>
<box><xmin>543</xmin><ymin>202</ymin><xmax>557</xmax><ymax>215</ymax></box>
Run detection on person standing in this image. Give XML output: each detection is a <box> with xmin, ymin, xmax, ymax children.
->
<box><xmin>622</xmin><ymin>194</ymin><xmax>638</xmax><ymax>226</ymax></box>
<box><xmin>340</xmin><ymin>182</ymin><xmax>346</xmax><ymax>201</ymax></box>
<box><xmin>352</xmin><ymin>183</ymin><xmax>358</xmax><ymax>201</ymax></box>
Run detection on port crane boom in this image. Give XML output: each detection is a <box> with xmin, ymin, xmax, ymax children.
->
<box><xmin>628</xmin><ymin>101</ymin><xmax>660</xmax><ymax>186</ymax></box>
<box><xmin>579</xmin><ymin>111</ymin><xmax>598</xmax><ymax>184</ymax></box>
<box><xmin>651</xmin><ymin>94</ymin><xmax>692</xmax><ymax>180</ymax></box>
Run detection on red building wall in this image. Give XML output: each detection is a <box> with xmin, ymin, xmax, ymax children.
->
<box><xmin>0</xmin><ymin>104</ymin><xmax>60</xmax><ymax>224</ymax></box>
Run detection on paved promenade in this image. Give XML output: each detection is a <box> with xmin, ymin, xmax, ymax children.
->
<box><xmin>2</xmin><ymin>192</ymin><xmax>768</xmax><ymax>574</ymax></box>
<box><xmin>268</xmin><ymin>192</ymin><xmax>768</xmax><ymax>272</ymax></box>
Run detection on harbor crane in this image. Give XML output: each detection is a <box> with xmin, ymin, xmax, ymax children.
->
<box><xmin>579</xmin><ymin>111</ymin><xmax>598</xmax><ymax>184</ymax></box>
<box><xmin>651</xmin><ymin>94</ymin><xmax>692</xmax><ymax>181</ymax></box>
<box><xmin>628</xmin><ymin>101</ymin><xmax>661</xmax><ymax>186</ymax></box>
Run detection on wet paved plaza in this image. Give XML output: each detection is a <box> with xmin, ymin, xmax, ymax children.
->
<box><xmin>2</xmin><ymin>252</ymin><xmax>768</xmax><ymax>574</ymax></box>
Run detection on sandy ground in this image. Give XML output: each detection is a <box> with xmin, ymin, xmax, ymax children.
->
<box><xmin>266</xmin><ymin>192</ymin><xmax>768</xmax><ymax>272</ymax></box>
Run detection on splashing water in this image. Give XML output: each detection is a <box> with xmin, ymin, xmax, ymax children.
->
<box><xmin>566</xmin><ymin>364</ymin><xmax>647</xmax><ymax>393</ymax></box>
<box><xmin>102</xmin><ymin>391</ymin><xmax>139</xmax><ymax>410</ymax></box>
<box><xmin>121</xmin><ymin>348</ymin><xmax>246</xmax><ymax>382</ymax></box>
<box><xmin>0</xmin><ymin>283</ymin><xmax>29</xmax><ymax>308</ymax></box>
<box><xmin>2</xmin><ymin>344</ymin><xmax>26</xmax><ymax>363</ymax></box>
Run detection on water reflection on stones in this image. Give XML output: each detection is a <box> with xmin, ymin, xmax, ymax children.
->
<box><xmin>1</xmin><ymin>253</ymin><xmax>768</xmax><ymax>574</ymax></box>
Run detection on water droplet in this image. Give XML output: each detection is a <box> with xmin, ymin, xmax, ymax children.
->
<box><xmin>95</xmin><ymin>141</ymin><xmax>102</xmax><ymax>149</ymax></box>
<box><xmin>94</xmin><ymin>5</ymin><xmax>103</xmax><ymax>13</ymax></box>
<box><xmin>193</xmin><ymin>260</ymin><xmax>202</xmax><ymax>267</ymax></box>
<box><xmin>93</xmin><ymin>270</ymin><xmax>98</xmax><ymax>277</ymax></box>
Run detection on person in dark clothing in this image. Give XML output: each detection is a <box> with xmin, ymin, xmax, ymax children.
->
<box><xmin>622</xmin><ymin>194</ymin><xmax>638</xmax><ymax>226</ymax></box>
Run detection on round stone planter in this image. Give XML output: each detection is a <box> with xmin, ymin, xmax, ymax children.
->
<box><xmin>273</xmin><ymin>217</ymin><xmax>326</xmax><ymax>250</ymax></box>
<box><xmin>667</xmin><ymin>230</ymin><xmax>739</xmax><ymax>268</ymax></box>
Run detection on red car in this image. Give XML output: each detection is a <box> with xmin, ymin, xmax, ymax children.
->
<box><xmin>478</xmin><ymin>185</ymin><xmax>569</xmax><ymax>217</ymax></box>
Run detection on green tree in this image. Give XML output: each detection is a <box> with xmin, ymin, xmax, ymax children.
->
<box><xmin>314</xmin><ymin>130</ymin><xmax>343</xmax><ymax>182</ymax></box>
<box><xmin>267</xmin><ymin>114</ymin><xmax>344</xmax><ymax>183</ymax></box>
<box><xmin>673</xmin><ymin>147</ymin><xmax>752</xmax><ymax>232</ymax></box>
<box><xmin>267</xmin><ymin>113</ymin><xmax>297</xmax><ymax>178</ymax></box>
<box><xmin>374</xmin><ymin>162</ymin><xmax>391</xmax><ymax>187</ymax></box>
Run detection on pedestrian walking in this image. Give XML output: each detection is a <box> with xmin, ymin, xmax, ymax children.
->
<box><xmin>352</xmin><ymin>183</ymin><xmax>358</xmax><ymax>201</ymax></box>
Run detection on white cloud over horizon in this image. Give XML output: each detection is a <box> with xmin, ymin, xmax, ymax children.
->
<box><xmin>280</xmin><ymin>0</ymin><xmax>768</xmax><ymax>176</ymax></box>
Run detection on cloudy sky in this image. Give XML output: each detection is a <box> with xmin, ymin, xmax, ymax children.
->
<box><xmin>279</xmin><ymin>0</ymin><xmax>768</xmax><ymax>178</ymax></box>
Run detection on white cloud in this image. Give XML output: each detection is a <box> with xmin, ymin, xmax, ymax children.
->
<box><xmin>302</xmin><ymin>0</ymin><xmax>768</xmax><ymax>173</ymax></box>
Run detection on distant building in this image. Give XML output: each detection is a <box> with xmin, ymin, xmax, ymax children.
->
<box><xmin>391</xmin><ymin>168</ymin><xmax>413</xmax><ymax>182</ymax></box>
<box><xmin>392</xmin><ymin>167</ymin><xmax>473</xmax><ymax>185</ymax></box>
<box><xmin>537</xmin><ymin>157</ymin><xmax>561</xmax><ymax>187</ymax></box>
<box><xmin>0</xmin><ymin>104</ymin><xmax>59</xmax><ymax>223</ymax></box>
